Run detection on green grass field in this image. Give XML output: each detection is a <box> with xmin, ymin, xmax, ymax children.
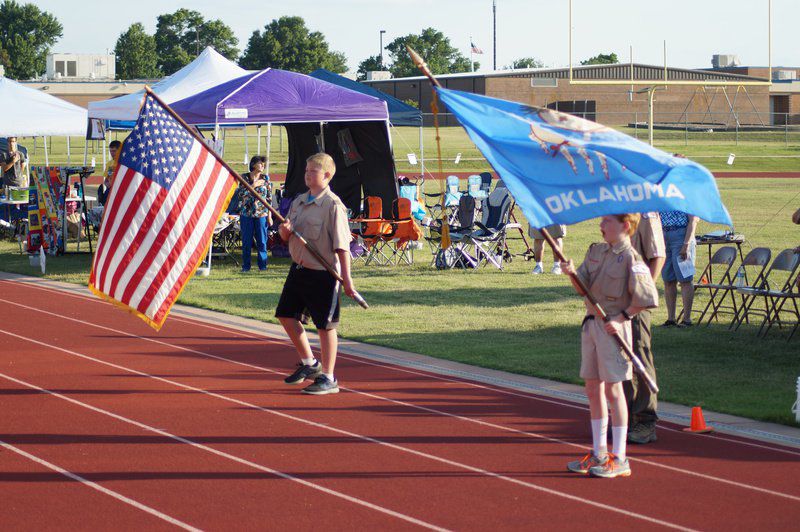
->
<box><xmin>20</xmin><ymin>124</ymin><xmax>800</xmax><ymax>175</ymax></box>
<box><xmin>2</xmin><ymin>178</ymin><xmax>798</xmax><ymax>426</ymax></box>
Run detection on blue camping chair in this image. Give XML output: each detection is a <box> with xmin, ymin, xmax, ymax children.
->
<box><xmin>467</xmin><ymin>174</ymin><xmax>487</xmax><ymax>201</ymax></box>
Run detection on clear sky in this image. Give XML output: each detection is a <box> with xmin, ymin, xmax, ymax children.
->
<box><xmin>29</xmin><ymin>0</ymin><xmax>799</xmax><ymax>72</ymax></box>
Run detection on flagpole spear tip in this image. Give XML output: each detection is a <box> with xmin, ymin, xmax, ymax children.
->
<box><xmin>407</xmin><ymin>45</ymin><xmax>441</xmax><ymax>87</ymax></box>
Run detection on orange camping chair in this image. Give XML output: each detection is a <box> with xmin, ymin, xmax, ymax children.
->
<box><xmin>358</xmin><ymin>196</ymin><xmax>395</xmax><ymax>265</ymax></box>
<box><xmin>388</xmin><ymin>197</ymin><xmax>423</xmax><ymax>265</ymax></box>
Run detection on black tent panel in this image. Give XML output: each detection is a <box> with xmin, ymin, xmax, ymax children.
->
<box><xmin>284</xmin><ymin>120</ymin><xmax>398</xmax><ymax>218</ymax></box>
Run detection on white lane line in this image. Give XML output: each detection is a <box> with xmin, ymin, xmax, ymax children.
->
<box><xmin>0</xmin><ymin>329</ymin><xmax>698</xmax><ymax>531</ymax></box>
<box><xmin>6</xmin><ymin>279</ymin><xmax>800</xmax><ymax>456</ymax></box>
<box><xmin>3</xmin><ymin>294</ymin><xmax>800</xmax><ymax>503</ymax></box>
<box><xmin>0</xmin><ymin>369</ymin><xmax>447</xmax><ymax>532</ymax></box>
<box><xmin>0</xmin><ymin>439</ymin><xmax>201</xmax><ymax>531</ymax></box>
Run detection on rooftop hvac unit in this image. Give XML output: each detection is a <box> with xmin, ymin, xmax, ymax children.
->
<box><xmin>774</xmin><ymin>70</ymin><xmax>797</xmax><ymax>81</ymax></box>
<box><xmin>712</xmin><ymin>54</ymin><xmax>740</xmax><ymax>68</ymax></box>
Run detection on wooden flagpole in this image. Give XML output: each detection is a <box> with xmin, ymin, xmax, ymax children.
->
<box><xmin>406</xmin><ymin>48</ymin><xmax>657</xmax><ymax>394</ymax></box>
<box><xmin>143</xmin><ymin>86</ymin><xmax>369</xmax><ymax>310</ymax></box>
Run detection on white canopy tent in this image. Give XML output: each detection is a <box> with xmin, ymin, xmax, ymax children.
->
<box><xmin>88</xmin><ymin>47</ymin><xmax>247</xmax><ymax>123</ymax></box>
<box><xmin>0</xmin><ymin>76</ymin><xmax>89</xmax><ymax>165</ymax></box>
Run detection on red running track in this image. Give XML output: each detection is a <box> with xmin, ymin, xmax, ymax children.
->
<box><xmin>1</xmin><ymin>278</ymin><xmax>799</xmax><ymax>531</ymax></box>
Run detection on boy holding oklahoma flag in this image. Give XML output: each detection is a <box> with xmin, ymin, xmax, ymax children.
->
<box><xmin>561</xmin><ymin>214</ymin><xmax>658</xmax><ymax>478</ymax></box>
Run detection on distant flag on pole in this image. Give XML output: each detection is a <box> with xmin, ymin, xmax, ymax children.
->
<box><xmin>88</xmin><ymin>93</ymin><xmax>237</xmax><ymax>330</ymax></box>
<box><xmin>471</xmin><ymin>41</ymin><xmax>484</xmax><ymax>54</ymax></box>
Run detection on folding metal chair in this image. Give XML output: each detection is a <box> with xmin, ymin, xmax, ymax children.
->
<box><xmin>756</xmin><ymin>251</ymin><xmax>800</xmax><ymax>340</ymax></box>
<box><xmin>731</xmin><ymin>249</ymin><xmax>800</xmax><ymax>335</ymax></box>
<box><xmin>695</xmin><ymin>247</ymin><xmax>770</xmax><ymax>325</ymax></box>
<box><xmin>422</xmin><ymin>175</ymin><xmax>461</xmax><ymax>223</ymax></box>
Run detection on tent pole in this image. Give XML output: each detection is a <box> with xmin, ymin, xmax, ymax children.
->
<box><xmin>319</xmin><ymin>122</ymin><xmax>325</xmax><ymax>152</ymax></box>
<box><xmin>257</xmin><ymin>125</ymin><xmax>261</xmax><ymax>154</ymax></box>
<box><xmin>266</xmin><ymin>123</ymin><xmax>272</xmax><ymax>174</ymax></box>
<box><xmin>43</xmin><ymin>136</ymin><xmax>49</xmax><ymax>166</ymax></box>
<box><xmin>83</xmin><ymin>136</ymin><xmax>88</xmax><ymax>166</ymax></box>
<box><xmin>67</xmin><ymin>136</ymin><xmax>71</xmax><ymax>165</ymax></box>
<box><xmin>103</xmin><ymin>137</ymin><xmax>108</xmax><ymax>169</ymax></box>
<box><xmin>243</xmin><ymin>125</ymin><xmax>249</xmax><ymax>164</ymax></box>
<box><xmin>419</xmin><ymin>125</ymin><xmax>424</xmax><ymax>178</ymax></box>
<box><xmin>222</xmin><ymin>127</ymin><xmax>226</xmax><ymax>157</ymax></box>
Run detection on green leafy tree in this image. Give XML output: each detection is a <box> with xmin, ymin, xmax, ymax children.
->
<box><xmin>580</xmin><ymin>52</ymin><xmax>619</xmax><ymax>65</ymax></box>
<box><xmin>114</xmin><ymin>23</ymin><xmax>160</xmax><ymax>79</ymax></box>
<box><xmin>506</xmin><ymin>57</ymin><xmax>544</xmax><ymax>69</ymax></box>
<box><xmin>239</xmin><ymin>16</ymin><xmax>347</xmax><ymax>73</ymax></box>
<box><xmin>0</xmin><ymin>0</ymin><xmax>62</xmax><ymax>79</ymax></box>
<box><xmin>356</xmin><ymin>54</ymin><xmax>384</xmax><ymax>81</ymax></box>
<box><xmin>385</xmin><ymin>28</ymin><xmax>472</xmax><ymax>78</ymax></box>
<box><xmin>155</xmin><ymin>8</ymin><xmax>238</xmax><ymax>75</ymax></box>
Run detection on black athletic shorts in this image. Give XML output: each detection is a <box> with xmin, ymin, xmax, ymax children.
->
<box><xmin>275</xmin><ymin>263</ymin><xmax>341</xmax><ymax>330</ymax></box>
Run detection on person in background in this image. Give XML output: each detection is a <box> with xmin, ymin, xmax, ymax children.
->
<box><xmin>660</xmin><ymin>210</ymin><xmax>698</xmax><ymax>327</ymax></box>
<box><xmin>97</xmin><ymin>140</ymin><xmax>121</xmax><ymax>206</ymax></box>
<box><xmin>1</xmin><ymin>136</ymin><xmax>28</xmax><ymax>188</ymax></box>
<box><xmin>529</xmin><ymin>224</ymin><xmax>566</xmax><ymax>275</ymax></box>
<box><xmin>239</xmin><ymin>155</ymin><xmax>271</xmax><ymax>272</ymax></box>
<box><xmin>625</xmin><ymin>212</ymin><xmax>666</xmax><ymax>445</ymax></box>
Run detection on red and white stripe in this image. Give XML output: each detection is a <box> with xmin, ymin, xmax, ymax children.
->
<box><xmin>90</xmin><ymin>139</ymin><xmax>234</xmax><ymax>329</ymax></box>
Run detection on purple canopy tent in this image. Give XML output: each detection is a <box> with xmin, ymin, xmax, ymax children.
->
<box><xmin>170</xmin><ymin>69</ymin><xmax>398</xmax><ymax>216</ymax></box>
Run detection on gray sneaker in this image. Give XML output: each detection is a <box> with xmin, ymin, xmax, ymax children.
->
<box><xmin>284</xmin><ymin>361</ymin><xmax>322</xmax><ymax>385</ymax></box>
<box><xmin>302</xmin><ymin>375</ymin><xmax>340</xmax><ymax>395</ymax></box>
<box><xmin>627</xmin><ymin>424</ymin><xmax>657</xmax><ymax>444</ymax></box>
<box><xmin>589</xmin><ymin>455</ymin><xmax>632</xmax><ymax>478</ymax></box>
<box><xmin>567</xmin><ymin>452</ymin><xmax>608</xmax><ymax>474</ymax></box>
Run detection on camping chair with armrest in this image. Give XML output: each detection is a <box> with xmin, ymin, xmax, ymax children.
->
<box><xmin>358</xmin><ymin>196</ymin><xmax>395</xmax><ymax>266</ymax></box>
<box><xmin>694</xmin><ymin>246</ymin><xmax>769</xmax><ymax>325</ymax></box>
<box><xmin>730</xmin><ymin>248</ymin><xmax>800</xmax><ymax>334</ymax></box>
<box><xmin>467</xmin><ymin>174</ymin><xmax>487</xmax><ymax>202</ymax></box>
<box><xmin>386</xmin><ymin>197</ymin><xmax>424</xmax><ymax>265</ymax></box>
<box><xmin>465</xmin><ymin>183</ymin><xmax>514</xmax><ymax>269</ymax></box>
<box><xmin>428</xmin><ymin>193</ymin><xmax>478</xmax><ymax>269</ymax></box>
<box><xmin>479</xmin><ymin>172</ymin><xmax>493</xmax><ymax>198</ymax></box>
<box><xmin>423</xmin><ymin>175</ymin><xmax>461</xmax><ymax>223</ymax></box>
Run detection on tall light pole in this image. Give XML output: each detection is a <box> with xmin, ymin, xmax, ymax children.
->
<box><xmin>379</xmin><ymin>30</ymin><xmax>386</xmax><ymax>69</ymax></box>
<box><xmin>492</xmin><ymin>0</ymin><xmax>497</xmax><ymax>70</ymax></box>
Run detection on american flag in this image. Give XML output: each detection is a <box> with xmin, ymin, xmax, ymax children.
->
<box><xmin>89</xmin><ymin>94</ymin><xmax>236</xmax><ymax>330</ymax></box>
<box><xmin>470</xmin><ymin>41</ymin><xmax>484</xmax><ymax>54</ymax></box>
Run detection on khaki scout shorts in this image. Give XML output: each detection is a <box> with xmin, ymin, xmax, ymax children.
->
<box><xmin>580</xmin><ymin>317</ymin><xmax>633</xmax><ymax>383</ymax></box>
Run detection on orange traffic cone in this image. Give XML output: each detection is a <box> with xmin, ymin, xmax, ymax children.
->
<box><xmin>683</xmin><ymin>406</ymin><xmax>714</xmax><ymax>433</ymax></box>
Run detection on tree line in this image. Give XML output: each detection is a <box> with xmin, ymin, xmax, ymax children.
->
<box><xmin>0</xmin><ymin>0</ymin><xmax>618</xmax><ymax>81</ymax></box>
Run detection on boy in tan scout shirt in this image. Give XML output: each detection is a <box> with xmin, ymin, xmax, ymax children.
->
<box><xmin>561</xmin><ymin>214</ymin><xmax>658</xmax><ymax>478</ymax></box>
<box><xmin>276</xmin><ymin>153</ymin><xmax>356</xmax><ymax>395</ymax></box>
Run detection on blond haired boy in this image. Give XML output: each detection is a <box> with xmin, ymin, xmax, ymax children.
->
<box><xmin>276</xmin><ymin>153</ymin><xmax>355</xmax><ymax>395</ymax></box>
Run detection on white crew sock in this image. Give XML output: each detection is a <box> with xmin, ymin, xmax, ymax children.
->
<box><xmin>590</xmin><ymin>418</ymin><xmax>608</xmax><ymax>458</ymax></box>
<box><xmin>612</xmin><ymin>426</ymin><xmax>628</xmax><ymax>461</ymax></box>
<box><xmin>324</xmin><ymin>373</ymin><xmax>335</xmax><ymax>382</ymax></box>
<box><xmin>302</xmin><ymin>357</ymin><xmax>317</xmax><ymax>367</ymax></box>
<box><xmin>536</xmin><ymin>261</ymin><xmax>543</xmax><ymax>269</ymax></box>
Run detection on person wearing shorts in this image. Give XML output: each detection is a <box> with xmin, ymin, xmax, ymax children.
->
<box><xmin>529</xmin><ymin>224</ymin><xmax>566</xmax><ymax>274</ymax></box>
<box><xmin>276</xmin><ymin>153</ymin><xmax>355</xmax><ymax>395</ymax></box>
<box><xmin>659</xmin><ymin>210</ymin><xmax>698</xmax><ymax>327</ymax></box>
<box><xmin>561</xmin><ymin>214</ymin><xmax>658</xmax><ymax>478</ymax></box>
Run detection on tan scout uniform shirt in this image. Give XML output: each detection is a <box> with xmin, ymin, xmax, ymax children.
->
<box><xmin>576</xmin><ymin>237</ymin><xmax>659</xmax><ymax>318</ymax></box>
<box><xmin>632</xmin><ymin>212</ymin><xmax>666</xmax><ymax>263</ymax></box>
<box><xmin>287</xmin><ymin>187</ymin><xmax>352</xmax><ymax>271</ymax></box>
